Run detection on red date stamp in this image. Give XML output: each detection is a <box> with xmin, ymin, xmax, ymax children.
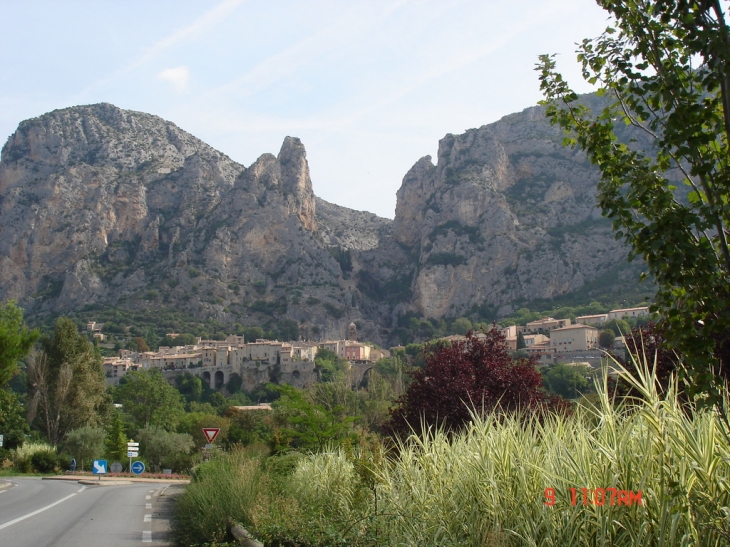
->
<box><xmin>544</xmin><ymin>488</ymin><xmax>642</xmax><ymax>506</ymax></box>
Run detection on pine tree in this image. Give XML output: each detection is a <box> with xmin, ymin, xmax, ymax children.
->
<box><xmin>104</xmin><ymin>410</ymin><xmax>127</xmax><ymax>464</ymax></box>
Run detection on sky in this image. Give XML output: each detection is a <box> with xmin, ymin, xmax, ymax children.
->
<box><xmin>0</xmin><ymin>0</ymin><xmax>611</xmax><ymax>218</ymax></box>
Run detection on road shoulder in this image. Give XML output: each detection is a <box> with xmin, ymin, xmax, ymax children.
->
<box><xmin>152</xmin><ymin>484</ymin><xmax>185</xmax><ymax>546</ymax></box>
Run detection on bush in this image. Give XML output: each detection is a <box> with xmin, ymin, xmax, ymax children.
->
<box><xmin>12</xmin><ymin>442</ymin><xmax>56</xmax><ymax>473</ymax></box>
<box><xmin>387</xmin><ymin>330</ymin><xmax>568</xmax><ymax>435</ymax></box>
<box><xmin>30</xmin><ymin>450</ymin><xmax>58</xmax><ymax>473</ymax></box>
<box><xmin>56</xmin><ymin>452</ymin><xmax>72</xmax><ymax>471</ymax></box>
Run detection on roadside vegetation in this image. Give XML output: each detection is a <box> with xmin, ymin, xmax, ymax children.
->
<box><xmin>174</xmin><ymin>353</ymin><xmax>730</xmax><ymax>547</ymax></box>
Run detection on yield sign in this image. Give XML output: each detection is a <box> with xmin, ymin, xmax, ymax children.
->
<box><xmin>202</xmin><ymin>428</ymin><xmax>221</xmax><ymax>443</ymax></box>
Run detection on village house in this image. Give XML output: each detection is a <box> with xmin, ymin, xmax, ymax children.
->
<box><xmin>318</xmin><ymin>340</ymin><xmax>348</xmax><ymax>359</ymax></box>
<box><xmin>607</xmin><ymin>307</ymin><xmax>649</xmax><ymax>320</ymax></box>
<box><xmin>505</xmin><ymin>333</ymin><xmax>550</xmax><ymax>351</ymax></box>
<box><xmin>575</xmin><ymin>314</ymin><xmax>608</xmax><ymax>326</ymax></box>
<box><xmin>549</xmin><ymin>324</ymin><xmax>599</xmax><ymax>353</ymax></box>
<box><xmin>521</xmin><ymin>317</ymin><xmax>572</xmax><ymax>334</ymax></box>
<box><xmin>103</xmin><ymin>357</ymin><xmax>140</xmax><ymax>384</ymax></box>
<box><xmin>344</xmin><ymin>342</ymin><xmax>371</xmax><ymax>361</ymax></box>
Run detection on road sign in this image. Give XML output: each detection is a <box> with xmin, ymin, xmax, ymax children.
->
<box><xmin>202</xmin><ymin>428</ymin><xmax>221</xmax><ymax>443</ymax></box>
<box><xmin>127</xmin><ymin>451</ymin><xmax>139</xmax><ymax>458</ymax></box>
<box><xmin>92</xmin><ymin>460</ymin><xmax>108</xmax><ymax>474</ymax></box>
<box><xmin>131</xmin><ymin>461</ymin><xmax>145</xmax><ymax>475</ymax></box>
<box><xmin>70</xmin><ymin>458</ymin><xmax>76</xmax><ymax>472</ymax></box>
<box><xmin>204</xmin><ymin>443</ymin><xmax>214</xmax><ymax>450</ymax></box>
<box><xmin>110</xmin><ymin>462</ymin><xmax>123</xmax><ymax>473</ymax></box>
<box><xmin>0</xmin><ymin>434</ymin><xmax>3</xmax><ymax>447</ymax></box>
<box><xmin>127</xmin><ymin>442</ymin><xmax>139</xmax><ymax>447</ymax></box>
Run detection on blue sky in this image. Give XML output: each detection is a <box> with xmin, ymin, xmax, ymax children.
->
<box><xmin>0</xmin><ymin>0</ymin><xmax>610</xmax><ymax>218</ymax></box>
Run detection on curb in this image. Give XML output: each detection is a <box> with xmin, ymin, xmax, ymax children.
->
<box><xmin>42</xmin><ymin>476</ymin><xmax>189</xmax><ymax>485</ymax></box>
<box><xmin>77</xmin><ymin>479</ymin><xmax>134</xmax><ymax>486</ymax></box>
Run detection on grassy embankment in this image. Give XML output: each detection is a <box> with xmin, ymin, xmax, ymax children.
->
<box><xmin>174</xmin><ymin>356</ymin><xmax>730</xmax><ymax>547</ymax></box>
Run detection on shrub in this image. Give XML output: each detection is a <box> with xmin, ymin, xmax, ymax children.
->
<box><xmin>12</xmin><ymin>442</ymin><xmax>56</xmax><ymax>473</ymax></box>
<box><xmin>30</xmin><ymin>450</ymin><xmax>58</xmax><ymax>473</ymax></box>
<box><xmin>387</xmin><ymin>329</ymin><xmax>567</xmax><ymax>435</ymax></box>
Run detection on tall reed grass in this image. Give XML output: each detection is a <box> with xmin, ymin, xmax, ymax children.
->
<box><xmin>174</xmin><ymin>355</ymin><xmax>730</xmax><ymax>546</ymax></box>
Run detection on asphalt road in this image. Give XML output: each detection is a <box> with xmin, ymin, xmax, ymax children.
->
<box><xmin>0</xmin><ymin>478</ymin><xmax>175</xmax><ymax>547</ymax></box>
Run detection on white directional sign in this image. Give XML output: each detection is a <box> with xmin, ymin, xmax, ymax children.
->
<box><xmin>0</xmin><ymin>434</ymin><xmax>4</xmax><ymax>447</ymax></box>
<box><xmin>127</xmin><ymin>451</ymin><xmax>139</xmax><ymax>457</ymax></box>
<box><xmin>127</xmin><ymin>442</ymin><xmax>139</xmax><ymax>447</ymax></box>
<box><xmin>92</xmin><ymin>460</ymin><xmax>108</xmax><ymax>474</ymax></box>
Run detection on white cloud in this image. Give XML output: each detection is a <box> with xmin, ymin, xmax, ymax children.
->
<box><xmin>75</xmin><ymin>0</ymin><xmax>246</xmax><ymax>100</ymax></box>
<box><xmin>158</xmin><ymin>66</ymin><xmax>190</xmax><ymax>93</ymax></box>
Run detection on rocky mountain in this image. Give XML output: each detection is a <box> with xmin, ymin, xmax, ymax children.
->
<box><xmin>0</xmin><ymin>102</ymin><xmax>648</xmax><ymax>344</ymax></box>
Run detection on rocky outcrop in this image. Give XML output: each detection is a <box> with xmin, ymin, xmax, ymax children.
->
<box><xmin>0</xmin><ymin>101</ymin><xmax>647</xmax><ymax>344</ymax></box>
<box><xmin>388</xmin><ymin>105</ymin><xmax>635</xmax><ymax>319</ymax></box>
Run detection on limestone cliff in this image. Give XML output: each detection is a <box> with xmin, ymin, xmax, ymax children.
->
<box><xmin>0</xmin><ymin>101</ymin><xmax>648</xmax><ymax>344</ymax></box>
<box><xmin>388</xmin><ymin>104</ymin><xmax>640</xmax><ymax>319</ymax></box>
<box><xmin>0</xmin><ymin>104</ymin><xmax>381</xmax><ymax>341</ymax></box>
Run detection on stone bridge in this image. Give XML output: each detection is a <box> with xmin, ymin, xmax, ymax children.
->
<box><xmin>161</xmin><ymin>360</ymin><xmax>316</xmax><ymax>391</ymax></box>
<box><xmin>350</xmin><ymin>362</ymin><xmax>376</xmax><ymax>388</ymax></box>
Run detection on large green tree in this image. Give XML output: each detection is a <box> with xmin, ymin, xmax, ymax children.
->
<box><xmin>538</xmin><ymin>0</ymin><xmax>730</xmax><ymax>405</ymax></box>
<box><xmin>28</xmin><ymin>317</ymin><xmax>108</xmax><ymax>445</ymax></box>
<box><xmin>137</xmin><ymin>425</ymin><xmax>193</xmax><ymax>471</ymax></box>
<box><xmin>104</xmin><ymin>410</ymin><xmax>128</xmax><ymax>463</ymax></box>
<box><xmin>114</xmin><ymin>369</ymin><xmax>185</xmax><ymax>430</ymax></box>
<box><xmin>64</xmin><ymin>426</ymin><xmax>106</xmax><ymax>471</ymax></box>
<box><xmin>0</xmin><ymin>301</ymin><xmax>39</xmax><ymax>387</ymax></box>
<box><xmin>274</xmin><ymin>384</ymin><xmax>356</xmax><ymax>451</ymax></box>
<box><xmin>0</xmin><ymin>389</ymin><xmax>30</xmax><ymax>450</ymax></box>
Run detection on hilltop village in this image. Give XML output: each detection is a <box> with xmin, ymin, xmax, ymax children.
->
<box><xmin>99</xmin><ymin>307</ymin><xmax>649</xmax><ymax>391</ymax></box>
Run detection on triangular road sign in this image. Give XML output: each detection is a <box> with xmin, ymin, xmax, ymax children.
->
<box><xmin>202</xmin><ymin>428</ymin><xmax>221</xmax><ymax>443</ymax></box>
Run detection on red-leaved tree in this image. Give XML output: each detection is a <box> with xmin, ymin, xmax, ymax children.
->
<box><xmin>386</xmin><ymin>329</ymin><xmax>568</xmax><ymax>436</ymax></box>
<box><xmin>617</xmin><ymin>322</ymin><xmax>681</xmax><ymax>398</ymax></box>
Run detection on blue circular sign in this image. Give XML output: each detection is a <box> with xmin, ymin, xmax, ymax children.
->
<box><xmin>131</xmin><ymin>461</ymin><xmax>145</xmax><ymax>475</ymax></box>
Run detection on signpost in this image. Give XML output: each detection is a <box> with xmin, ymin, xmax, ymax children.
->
<box><xmin>0</xmin><ymin>434</ymin><xmax>3</xmax><ymax>447</ymax></box>
<box><xmin>127</xmin><ymin>440</ymin><xmax>139</xmax><ymax>474</ymax></box>
<box><xmin>92</xmin><ymin>460</ymin><xmax>107</xmax><ymax>483</ymax></box>
<box><xmin>131</xmin><ymin>461</ymin><xmax>145</xmax><ymax>475</ymax></box>
<box><xmin>202</xmin><ymin>428</ymin><xmax>220</xmax><ymax>443</ymax></box>
<box><xmin>202</xmin><ymin>428</ymin><xmax>221</xmax><ymax>461</ymax></box>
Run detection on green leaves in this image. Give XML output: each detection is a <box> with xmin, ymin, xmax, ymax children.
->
<box><xmin>0</xmin><ymin>301</ymin><xmax>39</xmax><ymax>387</ymax></box>
<box><xmin>537</xmin><ymin>0</ymin><xmax>730</xmax><ymax>406</ymax></box>
<box><xmin>114</xmin><ymin>368</ymin><xmax>186</xmax><ymax>430</ymax></box>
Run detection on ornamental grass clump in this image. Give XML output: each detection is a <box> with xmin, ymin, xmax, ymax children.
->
<box><xmin>173</xmin><ymin>449</ymin><xmax>269</xmax><ymax>545</ymax></box>
<box><xmin>365</xmin><ymin>354</ymin><xmax>730</xmax><ymax>546</ymax></box>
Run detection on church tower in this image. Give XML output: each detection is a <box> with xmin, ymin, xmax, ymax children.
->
<box><xmin>348</xmin><ymin>322</ymin><xmax>357</xmax><ymax>341</ymax></box>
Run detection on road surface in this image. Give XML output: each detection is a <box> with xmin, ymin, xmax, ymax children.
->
<box><xmin>0</xmin><ymin>478</ymin><xmax>175</xmax><ymax>546</ymax></box>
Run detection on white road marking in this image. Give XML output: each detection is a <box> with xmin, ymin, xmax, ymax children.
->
<box><xmin>145</xmin><ymin>495</ymin><xmax>151</xmax><ymax>500</ymax></box>
<box><xmin>146</xmin><ymin>503</ymin><xmax>152</xmax><ymax>509</ymax></box>
<box><xmin>142</xmin><ymin>530</ymin><xmax>152</xmax><ymax>543</ymax></box>
<box><xmin>148</xmin><ymin>489</ymin><xmax>154</xmax><ymax>493</ymax></box>
<box><xmin>144</xmin><ymin>514</ymin><xmax>151</xmax><ymax>522</ymax></box>
<box><xmin>0</xmin><ymin>486</ymin><xmax>87</xmax><ymax>530</ymax></box>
